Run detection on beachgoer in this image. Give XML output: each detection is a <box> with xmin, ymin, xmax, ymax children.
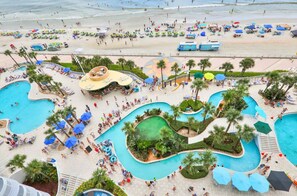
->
<box><xmin>172</xmin><ymin>185</ymin><xmax>176</xmax><ymax>191</ymax></box>
<box><xmin>94</xmin><ymin>102</ymin><xmax>97</xmax><ymax>108</ymax></box>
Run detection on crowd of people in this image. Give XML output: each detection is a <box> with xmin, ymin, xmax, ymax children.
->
<box><xmin>5</xmin><ymin>72</ymin><xmax>28</xmax><ymax>83</ymax></box>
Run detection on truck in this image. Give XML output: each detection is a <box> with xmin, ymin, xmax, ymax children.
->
<box><xmin>177</xmin><ymin>42</ymin><xmax>197</xmax><ymax>51</ymax></box>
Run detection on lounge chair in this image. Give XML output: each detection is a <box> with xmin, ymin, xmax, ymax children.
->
<box><xmin>287</xmin><ymin>100</ymin><xmax>296</xmax><ymax>105</ymax></box>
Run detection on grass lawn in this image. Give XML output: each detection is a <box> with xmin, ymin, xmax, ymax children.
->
<box><xmin>136</xmin><ymin>116</ymin><xmax>176</xmax><ymax>141</ymax></box>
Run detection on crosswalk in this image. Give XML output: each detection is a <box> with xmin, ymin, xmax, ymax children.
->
<box><xmin>259</xmin><ymin>135</ymin><xmax>280</xmax><ymax>153</ymax></box>
<box><xmin>57</xmin><ymin>173</ymin><xmax>86</xmax><ymax>196</ymax></box>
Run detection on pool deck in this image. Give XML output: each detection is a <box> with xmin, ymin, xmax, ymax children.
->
<box><xmin>0</xmin><ymin>65</ymin><xmax>297</xmax><ymax>196</ymax></box>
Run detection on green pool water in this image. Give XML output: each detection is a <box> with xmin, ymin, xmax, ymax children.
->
<box><xmin>136</xmin><ymin>116</ymin><xmax>173</xmax><ymax>141</ymax></box>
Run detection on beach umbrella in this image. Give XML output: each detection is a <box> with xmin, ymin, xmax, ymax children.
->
<box><xmin>253</xmin><ymin>121</ymin><xmax>271</xmax><ymax>134</ymax></box>
<box><xmin>66</xmin><ymin>113</ymin><xmax>72</xmax><ymax>120</ymax></box>
<box><xmin>213</xmin><ymin>167</ymin><xmax>231</xmax><ymax>185</ymax></box>
<box><xmin>204</xmin><ymin>73</ymin><xmax>214</xmax><ymax>80</ymax></box>
<box><xmin>80</xmin><ymin>112</ymin><xmax>92</xmax><ymax>121</ymax></box>
<box><xmin>73</xmin><ymin>123</ymin><xmax>85</xmax><ymax>134</ymax></box>
<box><xmin>194</xmin><ymin>72</ymin><xmax>204</xmax><ymax>79</ymax></box>
<box><xmin>232</xmin><ymin>172</ymin><xmax>251</xmax><ymax>191</ymax></box>
<box><xmin>63</xmin><ymin>67</ymin><xmax>71</xmax><ymax>73</ymax></box>
<box><xmin>144</xmin><ymin>77</ymin><xmax>154</xmax><ymax>84</ymax></box>
<box><xmin>235</xmin><ymin>29</ymin><xmax>243</xmax><ymax>34</ymax></box>
<box><xmin>65</xmin><ymin>136</ymin><xmax>78</xmax><ymax>148</ymax></box>
<box><xmin>215</xmin><ymin>74</ymin><xmax>226</xmax><ymax>81</ymax></box>
<box><xmin>200</xmin><ymin>31</ymin><xmax>206</xmax><ymax>36</ymax></box>
<box><xmin>249</xmin><ymin>173</ymin><xmax>270</xmax><ymax>193</ymax></box>
<box><xmin>54</xmin><ymin>120</ymin><xmax>66</xmax><ymax>130</ymax></box>
<box><xmin>255</xmin><ymin>106</ymin><xmax>267</xmax><ymax>119</ymax></box>
<box><xmin>36</xmin><ymin>60</ymin><xmax>43</xmax><ymax>65</ymax></box>
<box><xmin>267</xmin><ymin>171</ymin><xmax>292</xmax><ymax>192</ymax></box>
<box><xmin>264</xmin><ymin>24</ymin><xmax>273</xmax><ymax>29</ymax></box>
<box><xmin>44</xmin><ymin>136</ymin><xmax>56</xmax><ymax>145</ymax></box>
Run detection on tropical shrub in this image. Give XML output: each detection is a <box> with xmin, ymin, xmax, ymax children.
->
<box><xmin>181</xmin><ymin>166</ymin><xmax>209</xmax><ymax>179</ymax></box>
<box><xmin>179</xmin><ymin>99</ymin><xmax>203</xmax><ymax>112</ymax></box>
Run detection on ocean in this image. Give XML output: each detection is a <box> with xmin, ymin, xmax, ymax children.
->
<box><xmin>0</xmin><ymin>0</ymin><xmax>297</xmax><ymax>22</ymax></box>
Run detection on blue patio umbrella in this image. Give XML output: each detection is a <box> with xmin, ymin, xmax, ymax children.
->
<box><xmin>144</xmin><ymin>77</ymin><xmax>154</xmax><ymax>84</ymax></box>
<box><xmin>44</xmin><ymin>136</ymin><xmax>56</xmax><ymax>145</ymax></box>
<box><xmin>66</xmin><ymin>113</ymin><xmax>72</xmax><ymax>120</ymax></box>
<box><xmin>73</xmin><ymin>123</ymin><xmax>85</xmax><ymax>134</ymax></box>
<box><xmin>215</xmin><ymin>74</ymin><xmax>226</xmax><ymax>81</ymax></box>
<box><xmin>54</xmin><ymin>120</ymin><xmax>66</xmax><ymax>130</ymax></box>
<box><xmin>65</xmin><ymin>136</ymin><xmax>78</xmax><ymax>148</ymax></box>
<box><xmin>36</xmin><ymin>60</ymin><xmax>43</xmax><ymax>65</ymax></box>
<box><xmin>232</xmin><ymin>172</ymin><xmax>251</xmax><ymax>191</ymax></box>
<box><xmin>264</xmin><ymin>24</ymin><xmax>273</xmax><ymax>29</ymax></box>
<box><xmin>249</xmin><ymin>173</ymin><xmax>270</xmax><ymax>193</ymax></box>
<box><xmin>235</xmin><ymin>29</ymin><xmax>243</xmax><ymax>34</ymax></box>
<box><xmin>200</xmin><ymin>31</ymin><xmax>206</xmax><ymax>36</ymax></box>
<box><xmin>63</xmin><ymin>67</ymin><xmax>71</xmax><ymax>73</ymax></box>
<box><xmin>213</xmin><ymin>167</ymin><xmax>231</xmax><ymax>185</ymax></box>
<box><xmin>255</xmin><ymin>105</ymin><xmax>267</xmax><ymax>119</ymax></box>
<box><xmin>80</xmin><ymin>112</ymin><xmax>92</xmax><ymax>121</ymax></box>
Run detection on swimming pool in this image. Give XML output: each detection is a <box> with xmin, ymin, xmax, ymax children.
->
<box><xmin>274</xmin><ymin>113</ymin><xmax>297</xmax><ymax>165</ymax></box>
<box><xmin>96</xmin><ymin>92</ymin><xmax>260</xmax><ymax>180</ymax></box>
<box><xmin>0</xmin><ymin>81</ymin><xmax>54</xmax><ymax>134</ymax></box>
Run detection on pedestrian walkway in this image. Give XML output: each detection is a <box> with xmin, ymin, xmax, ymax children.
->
<box><xmin>259</xmin><ymin>135</ymin><xmax>280</xmax><ymax>153</ymax></box>
<box><xmin>57</xmin><ymin>173</ymin><xmax>86</xmax><ymax>196</ymax></box>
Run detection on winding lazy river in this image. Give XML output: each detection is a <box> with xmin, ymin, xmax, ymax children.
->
<box><xmin>96</xmin><ymin>91</ymin><xmax>260</xmax><ymax>180</ymax></box>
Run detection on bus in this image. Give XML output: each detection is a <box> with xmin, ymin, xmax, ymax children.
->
<box><xmin>177</xmin><ymin>42</ymin><xmax>197</xmax><ymax>51</ymax></box>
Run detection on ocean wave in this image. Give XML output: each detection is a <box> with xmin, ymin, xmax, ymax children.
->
<box><xmin>163</xmin><ymin>4</ymin><xmax>225</xmax><ymax>10</ymax></box>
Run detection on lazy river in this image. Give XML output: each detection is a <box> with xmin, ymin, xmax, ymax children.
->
<box><xmin>96</xmin><ymin>91</ymin><xmax>261</xmax><ymax>180</ymax></box>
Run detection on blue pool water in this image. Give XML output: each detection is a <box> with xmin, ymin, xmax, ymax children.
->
<box><xmin>274</xmin><ymin>114</ymin><xmax>297</xmax><ymax>165</ymax></box>
<box><xmin>16</xmin><ymin>66</ymin><xmax>27</xmax><ymax>71</ymax></box>
<box><xmin>96</xmin><ymin>92</ymin><xmax>260</xmax><ymax>180</ymax></box>
<box><xmin>0</xmin><ymin>81</ymin><xmax>54</xmax><ymax>134</ymax></box>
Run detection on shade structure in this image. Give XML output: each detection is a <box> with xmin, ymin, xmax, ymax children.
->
<box><xmin>63</xmin><ymin>67</ymin><xmax>71</xmax><ymax>73</ymax></box>
<box><xmin>44</xmin><ymin>136</ymin><xmax>56</xmax><ymax>145</ymax></box>
<box><xmin>255</xmin><ymin>106</ymin><xmax>267</xmax><ymax>119</ymax></box>
<box><xmin>65</xmin><ymin>136</ymin><xmax>78</xmax><ymax>148</ymax></box>
<box><xmin>232</xmin><ymin>172</ymin><xmax>251</xmax><ymax>191</ymax></box>
<box><xmin>36</xmin><ymin>60</ymin><xmax>43</xmax><ymax>65</ymax></box>
<box><xmin>235</xmin><ymin>29</ymin><xmax>243</xmax><ymax>34</ymax></box>
<box><xmin>264</xmin><ymin>24</ymin><xmax>273</xmax><ymax>29</ymax></box>
<box><xmin>249</xmin><ymin>173</ymin><xmax>270</xmax><ymax>193</ymax></box>
<box><xmin>213</xmin><ymin>167</ymin><xmax>231</xmax><ymax>185</ymax></box>
<box><xmin>194</xmin><ymin>72</ymin><xmax>204</xmax><ymax>79</ymax></box>
<box><xmin>254</xmin><ymin>121</ymin><xmax>272</xmax><ymax>134</ymax></box>
<box><xmin>267</xmin><ymin>171</ymin><xmax>292</xmax><ymax>192</ymax></box>
<box><xmin>73</xmin><ymin>123</ymin><xmax>85</xmax><ymax>134</ymax></box>
<box><xmin>144</xmin><ymin>77</ymin><xmax>154</xmax><ymax>84</ymax></box>
<box><xmin>80</xmin><ymin>112</ymin><xmax>92</xmax><ymax>121</ymax></box>
<box><xmin>215</xmin><ymin>74</ymin><xmax>226</xmax><ymax>81</ymax></box>
<box><xmin>200</xmin><ymin>31</ymin><xmax>206</xmax><ymax>36</ymax></box>
<box><xmin>55</xmin><ymin>121</ymin><xmax>66</xmax><ymax>130</ymax></box>
<box><xmin>66</xmin><ymin>113</ymin><xmax>72</xmax><ymax>120</ymax></box>
<box><xmin>204</xmin><ymin>72</ymin><xmax>214</xmax><ymax>80</ymax></box>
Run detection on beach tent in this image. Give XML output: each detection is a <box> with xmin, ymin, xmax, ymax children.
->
<box><xmin>249</xmin><ymin>173</ymin><xmax>270</xmax><ymax>193</ymax></box>
<box><xmin>264</xmin><ymin>24</ymin><xmax>273</xmax><ymax>29</ymax></box>
<box><xmin>235</xmin><ymin>29</ymin><xmax>243</xmax><ymax>34</ymax></box>
<box><xmin>232</xmin><ymin>172</ymin><xmax>251</xmax><ymax>191</ymax></box>
<box><xmin>246</xmin><ymin>25</ymin><xmax>256</xmax><ymax>30</ymax></box>
<box><xmin>65</xmin><ymin>136</ymin><xmax>78</xmax><ymax>148</ymax></box>
<box><xmin>291</xmin><ymin>30</ymin><xmax>297</xmax><ymax>37</ymax></box>
<box><xmin>144</xmin><ymin>77</ymin><xmax>154</xmax><ymax>84</ymax></box>
<box><xmin>80</xmin><ymin>112</ymin><xmax>92</xmax><ymax>121</ymax></box>
<box><xmin>276</xmin><ymin>26</ymin><xmax>286</xmax><ymax>31</ymax></box>
<box><xmin>267</xmin><ymin>171</ymin><xmax>292</xmax><ymax>192</ymax></box>
<box><xmin>213</xmin><ymin>167</ymin><xmax>231</xmax><ymax>185</ymax></box>
<box><xmin>54</xmin><ymin>121</ymin><xmax>66</xmax><ymax>130</ymax></box>
<box><xmin>194</xmin><ymin>72</ymin><xmax>204</xmax><ymax>79</ymax></box>
<box><xmin>73</xmin><ymin>123</ymin><xmax>85</xmax><ymax>134</ymax></box>
<box><xmin>44</xmin><ymin>136</ymin><xmax>56</xmax><ymax>145</ymax></box>
<box><xmin>200</xmin><ymin>32</ymin><xmax>206</xmax><ymax>37</ymax></box>
<box><xmin>255</xmin><ymin>106</ymin><xmax>267</xmax><ymax>119</ymax></box>
<box><xmin>215</xmin><ymin>74</ymin><xmax>226</xmax><ymax>81</ymax></box>
<box><xmin>253</xmin><ymin>121</ymin><xmax>271</xmax><ymax>134</ymax></box>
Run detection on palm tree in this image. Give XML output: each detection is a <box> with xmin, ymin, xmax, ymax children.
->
<box><xmin>186</xmin><ymin>59</ymin><xmax>195</xmax><ymax>80</ymax></box>
<box><xmin>99</xmin><ymin>57</ymin><xmax>113</xmax><ymax>68</ymax></box>
<box><xmin>56</xmin><ymin>109</ymin><xmax>74</xmax><ymax>128</ymax></box>
<box><xmin>126</xmin><ymin>60</ymin><xmax>135</xmax><ymax>70</ymax></box>
<box><xmin>40</xmin><ymin>74</ymin><xmax>53</xmax><ymax>91</ymax></box>
<box><xmin>24</xmin><ymin>160</ymin><xmax>50</xmax><ymax>183</ymax></box>
<box><xmin>187</xmin><ymin>117</ymin><xmax>195</xmax><ymax>134</ymax></box>
<box><xmin>239</xmin><ymin>58</ymin><xmax>255</xmax><ymax>76</ymax></box>
<box><xmin>117</xmin><ymin>58</ymin><xmax>127</xmax><ymax>70</ymax></box>
<box><xmin>28</xmin><ymin>72</ymin><xmax>44</xmax><ymax>90</ymax></box>
<box><xmin>6</xmin><ymin>154</ymin><xmax>27</xmax><ymax>172</ymax></box>
<box><xmin>191</xmin><ymin>79</ymin><xmax>208</xmax><ymax>102</ymax></box>
<box><xmin>197</xmin><ymin>150</ymin><xmax>217</xmax><ymax>171</ymax></box>
<box><xmin>28</xmin><ymin>51</ymin><xmax>38</xmax><ymax>62</ymax></box>
<box><xmin>91</xmin><ymin>55</ymin><xmax>101</xmax><ymax>67</ymax></box>
<box><xmin>46</xmin><ymin>114</ymin><xmax>70</xmax><ymax>137</ymax></box>
<box><xmin>122</xmin><ymin>122</ymin><xmax>135</xmax><ymax>137</ymax></box>
<box><xmin>283</xmin><ymin>75</ymin><xmax>297</xmax><ymax>94</ymax></box>
<box><xmin>51</xmin><ymin>56</ymin><xmax>60</xmax><ymax>64</ymax></box>
<box><xmin>234</xmin><ymin>124</ymin><xmax>254</xmax><ymax>149</ymax></box>
<box><xmin>4</xmin><ymin>49</ymin><xmax>20</xmax><ymax>67</ymax></box>
<box><xmin>52</xmin><ymin>81</ymin><xmax>65</xmax><ymax>96</ymax></box>
<box><xmin>157</xmin><ymin>60</ymin><xmax>166</xmax><ymax>88</ymax></box>
<box><xmin>18</xmin><ymin>48</ymin><xmax>29</xmax><ymax>63</ymax></box>
<box><xmin>264</xmin><ymin>71</ymin><xmax>280</xmax><ymax>92</ymax></box>
<box><xmin>219</xmin><ymin>62</ymin><xmax>234</xmax><ymax>76</ymax></box>
<box><xmin>224</xmin><ymin>108</ymin><xmax>243</xmax><ymax>133</ymax></box>
<box><xmin>202</xmin><ymin>102</ymin><xmax>216</xmax><ymax>123</ymax></box>
<box><xmin>92</xmin><ymin>169</ymin><xmax>107</xmax><ymax>188</ymax></box>
<box><xmin>170</xmin><ymin>105</ymin><xmax>181</xmax><ymax>124</ymax></box>
<box><xmin>171</xmin><ymin>63</ymin><xmax>181</xmax><ymax>86</ymax></box>
<box><xmin>64</xmin><ymin>105</ymin><xmax>79</xmax><ymax>123</ymax></box>
<box><xmin>160</xmin><ymin>127</ymin><xmax>173</xmax><ymax>143</ymax></box>
<box><xmin>44</xmin><ymin>128</ymin><xmax>65</xmax><ymax>145</ymax></box>
<box><xmin>209</xmin><ymin>126</ymin><xmax>225</xmax><ymax>147</ymax></box>
<box><xmin>198</xmin><ymin>59</ymin><xmax>212</xmax><ymax>74</ymax></box>
<box><xmin>182</xmin><ymin>152</ymin><xmax>199</xmax><ymax>175</ymax></box>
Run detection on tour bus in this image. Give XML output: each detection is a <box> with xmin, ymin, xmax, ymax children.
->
<box><xmin>177</xmin><ymin>42</ymin><xmax>197</xmax><ymax>51</ymax></box>
<box><xmin>198</xmin><ymin>41</ymin><xmax>221</xmax><ymax>51</ymax></box>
